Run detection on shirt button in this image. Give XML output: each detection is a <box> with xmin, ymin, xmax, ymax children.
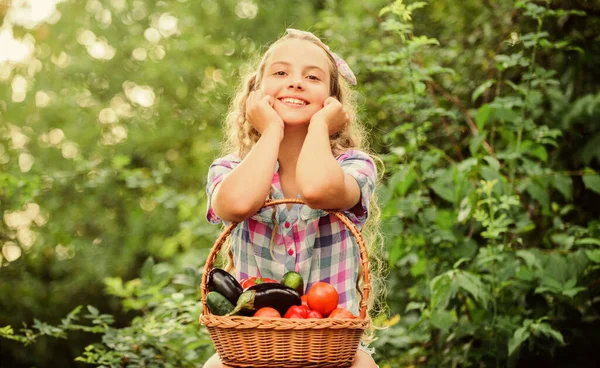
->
<box><xmin>284</xmin><ymin>221</ymin><xmax>290</xmax><ymax>228</ymax></box>
<box><xmin>288</xmin><ymin>249</ymin><xmax>294</xmax><ymax>255</ymax></box>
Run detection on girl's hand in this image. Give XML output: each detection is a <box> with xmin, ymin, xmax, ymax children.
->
<box><xmin>309</xmin><ymin>97</ymin><xmax>349</xmax><ymax>136</ymax></box>
<box><xmin>246</xmin><ymin>90</ymin><xmax>284</xmax><ymax>139</ymax></box>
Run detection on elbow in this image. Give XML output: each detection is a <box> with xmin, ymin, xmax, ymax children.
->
<box><xmin>300</xmin><ymin>181</ymin><xmax>339</xmax><ymax>209</ymax></box>
<box><xmin>224</xmin><ymin>205</ymin><xmax>254</xmax><ymax>223</ymax></box>
<box><xmin>213</xmin><ymin>192</ymin><xmax>257</xmax><ymax>223</ymax></box>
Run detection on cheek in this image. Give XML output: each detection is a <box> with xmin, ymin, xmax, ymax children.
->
<box><xmin>260</xmin><ymin>80</ymin><xmax>279</xmax><ymax>96</ymax></box>
<box><xmin>314</xmin><ymin>90</ymin><xmax>330</xmax><ymax>106</ymax></box>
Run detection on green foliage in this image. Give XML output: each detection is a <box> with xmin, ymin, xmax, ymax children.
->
<box><xmin>316</xmin><ymin>0</ymin><xmax>600</xmax><ymax>366</ymax></box>
<box><xmin>1</xmin><ymin>0</ymin><xmax>600</xmax><ymax>367</ymax></box>
<box><xmin>2</xmin><ymin>258</ymin><xmax>213</xmax><ymax>367</ymax></box>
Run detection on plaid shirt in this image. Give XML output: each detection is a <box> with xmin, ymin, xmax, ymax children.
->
<box><xmin>205</xmin><ymin>149</ymin><xmax>376</xmax><ymax>315</ymax></box>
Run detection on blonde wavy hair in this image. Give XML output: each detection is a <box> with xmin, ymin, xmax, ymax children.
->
<box><xmin>218</xmin><ymin>31</ymin><xmax>387</xmax><ymax>344</ymax></box>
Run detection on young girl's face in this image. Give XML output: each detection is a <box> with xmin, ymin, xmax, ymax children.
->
<box><xmin>261</xmin><ymin>38</ymin><xmax>332</xmax><ymax>125</ymax></box>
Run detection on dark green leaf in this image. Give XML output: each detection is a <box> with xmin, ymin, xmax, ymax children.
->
<box><xmin>552</xmin><ymin>175</ymin><xmax>573</xmax><ymax>200</ymax></box>
<box><xmin>472</xmin><ymin>81</ymin><xmax>495</xmax><ymax>103</ymax></box>
<box><xmin>509</xmin><ymin>326</ymin><xmax>531</xmax><ymax>356</ymax></box>
<box><xmin>429</xmin><ymin>177</ymin><xmax>456</xmax><ymax>203</ymax></box>
<box><xmin>431</xmin><ymin>309</ymin><xmax>454</xmax><ymax>332</ymax></box>
<box><xmin>430</xmin><ymin>273</ymin><xmax>454</xmax><ymax>310</ymax></box>
<box><xmin>582</xmin><ymin>174</ymin><xmax>600</xmax><ymax>194</ymax></box>
<box><xmin>526</xmin><ymin>181</ymin><xmax>550</xmax><ymax>210</ymax></box>
<box><xmin>534</xmin><ymin>323</ymin><xmax>564</xmax><ymax>345</ymax></box>
<box><xmin>455</xmin><ymin>271</ymin><xmax>488</xmax><ymax>308</ymax></box>
<box><xmin>586</xmin><ymin>250</ymin><xmax>600</xmax><ymax>263</ymax></box>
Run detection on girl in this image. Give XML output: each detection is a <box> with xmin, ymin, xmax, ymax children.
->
<box><xmin>204</xmin><ymin>29</ymin><xmax>382</xmax><ymax>368</ymax></box>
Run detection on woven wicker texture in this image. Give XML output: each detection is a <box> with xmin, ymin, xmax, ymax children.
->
<box><xmin>200</xmin><ymin>198</ymin><xmax>371</xmax><ymax>367</ymax></box>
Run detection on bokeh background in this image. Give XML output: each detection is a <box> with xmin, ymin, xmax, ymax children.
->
<box><xmin>1</xmin><ymin>0</ymin><xmax>599</xmax><ymax>367</ymax></box>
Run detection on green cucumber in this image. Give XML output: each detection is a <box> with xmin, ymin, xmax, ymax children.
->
<box><xmin>206</xmin><ymin>291</ymin><xmax>235</xmax><ymax>316</ymax></box>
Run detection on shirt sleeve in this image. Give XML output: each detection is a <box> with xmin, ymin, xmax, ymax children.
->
<box><xmin>338</xmin><ymin>149</ymin><xmax>377</xmax><ymax>229</ymax></box>
<box><xmin>205</xmin><ymin>153</ymin><xmax>240</xmax><ymax>224</ymax></box>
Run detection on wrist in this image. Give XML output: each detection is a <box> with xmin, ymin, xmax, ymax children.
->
<box><xmin>308</xmin><ymin>118</ymin><xmax>328</xmax><ymax>134</ymax></box>
<box><xmin>262</xmin><ymin>122</ymin><xmax>284</xmax><ymax>141</ymax></box>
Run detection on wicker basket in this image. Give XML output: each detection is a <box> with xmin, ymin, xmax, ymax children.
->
<box><xmin>200</xmin><ymin>199</ymin><xmax>371</xmax><ymax>368</ymax></box>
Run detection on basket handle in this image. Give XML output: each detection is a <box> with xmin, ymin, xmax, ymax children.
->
<box><xmin>200</xmin><ymin>198</ymin><xmax>371</xmax><ymax>319</ymax></box>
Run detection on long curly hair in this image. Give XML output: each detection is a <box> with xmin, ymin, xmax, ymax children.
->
<box><xmin>218</xmin><ymin>31</ymin><xmax>387</xmax><ymax>344</ymax></box>
<box><xmin>221</xmin><ymin>31</ymin><xmax>363</xmax><ymax>158</ymax></box>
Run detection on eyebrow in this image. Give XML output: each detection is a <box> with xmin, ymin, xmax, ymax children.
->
<box><xmin>269</xmin><ymin>61</ymin><xmax>326</xmax><ymax>74</ymax></box>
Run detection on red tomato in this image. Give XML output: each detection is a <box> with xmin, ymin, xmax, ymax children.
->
<box><xmin>300</xmin><ymin>295</ymin><xmax>309</xmax><ymax>308</ymax></box>
<box><xmin>283</xmin><ymin>305</ymin><xmax>309</xmax><ymax>319</ymax></box>
<box><xmin>328</xmin><ymin>307</ymin><xmax>356</xmax><ymax>319</ymax></box>
<box><xmin>306</xmin><ymin>282</ymin><xmax>339</xmax><ymax>317</ymax></box>
<box><xmin>306</xmin><ymin>310</ymin><xmax>323</xmax><ymax>319</ymax></box>
<box><xmin>254</xmin><ymin>307</ymin><xmax>281</xmax><ymax>318</ymax></box>
<box><xmin>239</xmin><ymin>277</ymin><xmax>278</xmax><ymax>289</ymax></box>
<box><xmin>239</xmin><ymin>278</ymin><xmax>255</xmax><ymax>289</ymax></box>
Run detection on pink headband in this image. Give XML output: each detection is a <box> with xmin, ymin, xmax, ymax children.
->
<box><xmin>285</xmin><ymin>28</ymin><xmax>357</xmax><ymax>85</ymax></box>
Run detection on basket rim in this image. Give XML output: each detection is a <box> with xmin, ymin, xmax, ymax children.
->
<box><xmin>200</xmin><ymin>198</ymin><xmax>372</xmax><ymax>320</ymax></box>
<box><xmin>200</xmin><ymin>314</ymin><xmax>370</xmax><ymax>330</ymax></box>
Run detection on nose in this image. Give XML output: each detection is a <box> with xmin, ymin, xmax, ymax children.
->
<box><xmin>288</xmin><ymin>76</ymin><xmax>304</xmax><ymax>90</ymax></box>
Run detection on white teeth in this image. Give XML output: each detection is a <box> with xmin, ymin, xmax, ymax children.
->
<box><xmin>280</xmin><ymin>98</ymin><xmax>307</xmax><ymax>105</ymax></box>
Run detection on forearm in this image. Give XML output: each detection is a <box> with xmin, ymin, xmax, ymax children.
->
<box><xmin>213</xmin><ymin>126</ymin><xmax>281</xmax><ymax>221</ymax></box>
<box><xmin>296</xmin><ymin>122</ymin><xmax>349</xmax><ymax>209</ymax></box>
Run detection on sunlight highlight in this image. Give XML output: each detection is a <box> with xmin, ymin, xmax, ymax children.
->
<box><xmin>11</xmin><ymin>75</ymin><xmax>28</xmax><ymax>102</ymax></box>
<box><xmin>235</xmin><ymin>0</ymin><xmax>258</xmax><ymax>19</ymax></box>
<box><xmin>48</xmin><ymin>129</ymin><xmax>64</xmax><ymax>145</ymax></box>
<box><xmin>35</xmin><ymin>91</ymin><xmax>51</xmax><ymax>107</ymax></box>
<box><xmin>19</xmin><ymin>152</ymin><xmax>34</xmax><ymax>172</ymax></box>
<box><xmin>61</xmin><ymin>142</ymin><xmax>79</xmax><ymax>159</ymax></box>
<box><xmin>2</xmin><ymin>242</ymin><xmax>22</xmax><ymax>262</ymax></box>
<box><xmin>5</xmin><ymin>0</ymin><xmax>64</xmax><ymax>29</ymax></box>
<box><xmin>87</xmin><ymin>39</ymin><xmax>116</xmax><ymax>60</ymax></box>
<box><xmin>123</xmin><ymin>81</ymin><xmax>156</xmax><ymax>107</ymax></box>
<box><xmin>9</xmin><ymin>126</ymin><xmax>30</xmax><ymax>149</ymax></box>
<box><xmin>157</xmin><ymin>13</ymin><xmax>178</xmax><ymax>38</ymax></box>
<box><xmin>0</xmin><ymin>28</ymin><xmax>35</xmax><ymax>64</ymax></box>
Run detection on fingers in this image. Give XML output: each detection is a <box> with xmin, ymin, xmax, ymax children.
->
<box><xmin>246</xmin><ymin>90</ymin><xmax>266</xmax><ymax>118</ymax></box>
<box><xmin>260</xmin><ymin>94</ymin><xmax>273</xmax><ymax>107</ymax></box>
<box><xmin>245</xmin><ymin>89</ymin><xmax>282</xmax><ymax>135</ymax></box>
<box><xmin>316</xmin><ymin>97</ymin><xmax>349</xmax><ymax>135</ymax></box>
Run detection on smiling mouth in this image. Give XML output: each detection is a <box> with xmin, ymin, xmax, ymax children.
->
<box><xmin>279</xmin><ymin>97</ymin><xmax>308</xmax><ymax>106</ymax></box>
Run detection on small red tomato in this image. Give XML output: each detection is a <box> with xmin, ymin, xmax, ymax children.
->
<box><xmin>254</xmin><ymin>307</ymin><xmax>281</xmax><ymax>318</ymax></box>
<box><xmin>239</xmin><ymin>276</ymin><xmax>278</xmax><ymax>289</ymax></box>
<box><xmin>328</xmin><ymin>307</ymin><xmax>356</xmax><ymax>319</ymax></box>
<box><xmin>300</xmin><ymin>295</ymin><xmax>309</xmax><ymax>308</ymax></box>
<box><xmin>239</xmin><ymin>277</ymin><xmax>257</xmax><ymax>289</ymax></box>
<box><xmin>306</xmin><ymin>282</ymin><xmax>339</xmax><ymax>317</ymax></box>
<box><xmin>284</xmin><ymin>305</ymin><xmax>309</xmax><ymax>319</ymax></box>
<box><xmin>306</xmin><ymin>310</ymin><xmax>323</xmax><ymax>319</ymax></box>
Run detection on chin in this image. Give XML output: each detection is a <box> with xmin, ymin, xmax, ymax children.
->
<box><xmin>283</xmin><ymin>119</ymin><xmax>310</xmax><ymax>127</ymax></box>
<box><xmin>278</xmin><ymin>113</ymin><xmax>312</xmax><ymax>126</ymax></box>
<box><xmin>275</xmin><ymin>107</ymin><xmax>317</xmax><ymax>125</ymax></box>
